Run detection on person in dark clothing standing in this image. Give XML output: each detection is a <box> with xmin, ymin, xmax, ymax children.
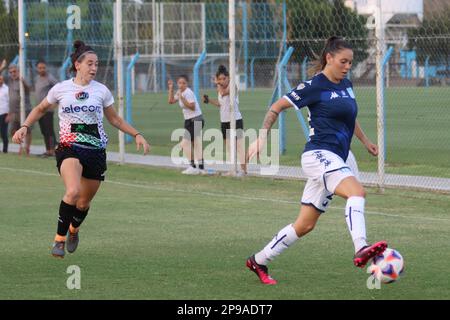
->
<box><xmin>34</xmin><ymin>60</ymin><xmax>58</xmax><ymax>156</ymax></box>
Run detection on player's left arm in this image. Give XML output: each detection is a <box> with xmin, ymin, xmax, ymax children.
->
<box><xmin>354</xmin><ymin>119</ymin><xmax>378</xmax><ymax>156</ymax></box>
<box><xmin>104</xmin><ymin>105</ymin><xmax>150</xmax><ymax>155</ymax></box>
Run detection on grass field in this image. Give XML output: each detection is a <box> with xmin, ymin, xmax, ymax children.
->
<box><xmin>120</xmin><ymin>86</ymin><xmax>450</xmax><ymax>178</ymax></box>
<box><xmin>26</xmin><ymin>86</ymin><xmax>450</xmax><ymax>178</ymax></box>
<box><xmin>0</xmin><ymin>153</ymin><xmax>449</xmax><ymax>300</ymax></box>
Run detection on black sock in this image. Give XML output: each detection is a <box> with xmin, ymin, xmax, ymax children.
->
<box><xmin>198</xmin><ymin>159</ymin><xmax>204</xmax><ymax>170</ymax></box>
<box><xmin>57</xmin><ymin>201</ymin><xmax>76</xmax><ymax>237</ymax></box>
<box><xmin>71</xmin><ymin>207</ymin><xmax>89</xmax><ymax>229</ymax></box>
<box><xmin>190</xmin><ymin>160</ymin><xmax>196</xmax><ymax>168</ymax></box>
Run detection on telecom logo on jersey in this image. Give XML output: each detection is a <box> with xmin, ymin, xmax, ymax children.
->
<box><xmin>62</xmin><ymin>104</ymin><xmax>101</xmax><ymax>113</ymax></box>
<box><xmin>75</xmin><ymin>91</ymin><xmax>89</xmax><ymax>101</ymax></box>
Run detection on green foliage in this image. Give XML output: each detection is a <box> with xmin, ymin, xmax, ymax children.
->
<box><xmin>287</xmin><ymin>0</ymin><xmax>369</xmax><ymax>66</ymax></box>
<box><xmin>0</xmin><ymin>0</ymin><xmax>18</xmax><ymax>61</ymax></box>
<box><xmin>407</xmin><ymin>9</ymin><xmax>450</xmax><ymax>65</ymax></box>
<box><xmin>24</xmin><ymin>1</ymin><xmax>114</xmax><ymax>63</ymax></box>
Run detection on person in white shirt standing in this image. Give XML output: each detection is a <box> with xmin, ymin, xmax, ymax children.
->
<box><xmin>13</xmin><ymin>40</ymin><xmax>151</xmax><ymax>258</ymax></box>
<box><xmin>0</xmin><ymin>74</ymin><xmax>9</xmax><ymax>153</ymax></box>
<box><xmin>0</xmin><ymin>63</ymin><xmax>33</xmax><ymax>156</ymax></box>
<box><xmin>168</xmin><ymin>75</ymin><xmax>205</xmax><ymax>175</ymax></box>
<box><xmin>203</xmin><ymin>65</ymin><xmax>247</xmax><ymax>176</ymax></box>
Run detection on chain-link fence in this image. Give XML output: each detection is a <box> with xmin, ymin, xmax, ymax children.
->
<box><xmin>282</xmin><ymin>0</ymin><xmax>450</xmax><ymax>191</ymax></box>
<box><xmin>120</xmin><ymin>0</ymin><xmax>285</xmax><ymax>93</ymax></box>
<box><xmin>1</xmin><ymin>1</ymin><xmax>115</xmax><ymax>89</ymax></box>
<box><xmin>1</xmin><ymin>0</ymin><xmax>449</xmax><ymax>192</ymax></box>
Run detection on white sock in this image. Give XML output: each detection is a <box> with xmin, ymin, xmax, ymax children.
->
<box><xmin>345</xmin><ymin>196</ymin><xmax>368</xmax><ymax>253</ymax></box>
<box><xmin>254</xmin><ymin>224</ymin><xmax>299</xmax><ymax>265</ymax></box>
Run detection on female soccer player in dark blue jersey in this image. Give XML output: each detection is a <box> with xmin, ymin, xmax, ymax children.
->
<box><xmin>246</xmin><ymin>36</ymin><xmax>387</xmax><ymax>285</ymax></box>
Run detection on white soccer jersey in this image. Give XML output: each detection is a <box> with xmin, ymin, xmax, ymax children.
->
<box><xmin>218</xmin><ymin>86</ymin><xmax>242</xmax><ymax>123</ymax></box>
<box><xmin>0</xmin><ymin>84</ymin><xmax>9</xmax><ymax>115</ymax></box>
<box><xmin>174</xmin><ymin>87</ymin><xmax>202</xmax><ymax>120</ymax></box>
<box><xmin>46</xmin><ymin>79</ymin><xmax>114</xmax><ymax>149</ymax></box>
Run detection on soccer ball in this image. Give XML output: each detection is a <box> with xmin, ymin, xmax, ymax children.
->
<box><xmin>367</xmin><ymin>248</ymin><xmax>404</xmax><ymax>284</ymax></box>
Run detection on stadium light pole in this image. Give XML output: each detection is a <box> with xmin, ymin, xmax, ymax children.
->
<box><xmin>229</xmin><ymin>0</ymin><xmax>237</xmax><ymax>175</ymax></box>
<box><xmin>375</xmin><ymin>0</ymin><xmax>385</xmax><ymax>192</ymax></box>
<box><xmin>115</xmin><ymin>0</ymin><xmax>125</xmax><ymax>164</ymax></box>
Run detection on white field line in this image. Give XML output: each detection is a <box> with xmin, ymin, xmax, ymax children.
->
<box><xmin>1</xmin><ymin>166</ymin><xmax>449</xmax><ymax>223</ymax></box>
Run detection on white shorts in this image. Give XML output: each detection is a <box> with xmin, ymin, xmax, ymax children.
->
<box><xmin>300</xmin><ymin>150</ymin><xmax>357</xmax><ymax>213</ymax></box>
<box><xmin>345</xmin><ymin>150</ymin><xmax>360</xmax><ymax>181</ymax></box>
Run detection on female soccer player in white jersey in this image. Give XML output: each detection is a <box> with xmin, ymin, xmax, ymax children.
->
<box><xmin>203</xmin><ymin>65</ymin><xmax>247</xmax><ymax>176</ymax></box>
<box><xmin>12</xmin><ymin>40</ymin><xmax>151</xmax><ymax>258</ymax></box>
<box><xmin>167</xmin><ymin>75</ymin><xmax>205</xmax><ymax>175</ymax></box>
<box><xmin>245</xmin><ymin>36</ymin><xmax>387</xmax><ymax>285</ymax></box>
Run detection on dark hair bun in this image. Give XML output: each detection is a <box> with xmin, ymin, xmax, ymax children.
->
<box><xmin>327</xmin><ymin>36</ymin><xmax>342</xmax><ymax>44</ymax></box>
<box><xmin>73</xmin><ymin>40</ymin><xmax>86</xmax><ymax>51</ymax></box>
<box><xmin>218</xmin><ymin>65</ymin><xmax>227</xmax><ymax>73</ymax></box>
<box><xmin>70</xmin><ymin>40</ymin><xmax>95</xmax><ymax>73</ymax></box>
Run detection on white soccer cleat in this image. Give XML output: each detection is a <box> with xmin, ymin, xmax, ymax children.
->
<box><xmin>181</xmin><ymin>166</ymin><xmax>200</xmax><ymax>175</ymax></box>
<box><xmin>235</xmin><ymin>171</ymin><xmax>247</xmax><ymax>177</ymax></box>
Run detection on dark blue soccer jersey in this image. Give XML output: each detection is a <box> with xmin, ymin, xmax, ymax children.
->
<box><xmin>283</xmin><ymin>73</ymin><xmax>357</xmax><ymax>161</ymax></box>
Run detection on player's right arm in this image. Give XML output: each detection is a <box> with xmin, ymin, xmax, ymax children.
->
<box><xmin>205</xmin><ymin>84</ymin><xmax>221</xmax><ymax>107</ymax></box>
<box><xmin>204</xmin><ymin>96</ymin><xmax>220</xmax><ymax>107</ymax></box>
<box><xmin>247</xmin><ymin>97</ymin><xmax>292</xmax><ymax>161</ymax></box>
<box><xmin>12</xmin><ymin>98</ymin><xmax>55</xmax><ymax>144</ymax></box>
<box><xmin>247</xmin><ymin>80</ymin><xmax>320</xmax><ymax>161</ymax></box>
<box><xmin>167</xmin><ymin>80</ymin><xmax>177</xmax><ymax>104</ymax></box>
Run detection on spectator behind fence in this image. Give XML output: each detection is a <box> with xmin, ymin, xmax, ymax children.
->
<box><xmin>0</xmin><ymin>74</ymin><xmax>9</xmax><ymax>153</ymax></box>
<box><xmin>0</xmin><ymin>62</ymin><xmax>33</xmax><ymax>156</ymax></box>
<box><xmin>203</xmin><ymin>65</ymin><xmax>247</xmax><ymax>176</ymax></box>
<box><xmin>167</xmin><ymin>76</ymin><xmax>206</xmax><ymax>175</ymax></box>
<box><xmin>35</xmin><ymin>60</ymin><xmax>58</xmax><ymax>157</ymax></box>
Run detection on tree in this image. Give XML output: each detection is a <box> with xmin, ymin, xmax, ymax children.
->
<box><xmin>287</xmin><ymin>0</ymin><xmax>369</xmax><ymax>69</ymax></box>
<box><xmin>407</xmin><ymin>9</ymin><xmax>450</xmax><ymax>68</ymax></box>
<box><xmin>0</xmin><ymin>0</ymin><xmax>18</xmax><ymax>62</ymax></box>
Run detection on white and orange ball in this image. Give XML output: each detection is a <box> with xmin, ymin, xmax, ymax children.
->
<box><xmin>367</xmin><ymin>248</ymin><xmax>404</xmax><ymax>284</ymax></box>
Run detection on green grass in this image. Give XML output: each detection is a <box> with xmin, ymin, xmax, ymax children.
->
<box><xmin>27</xmin><ymin>86</ymin><xmax>450</xmax><ymax>178</ymax></box>
<box><xmin>121</xmin><ymin>86</ymin><xmax>450</xmax><ymax>178</ymax></box>
<box><xmin>0</xmin><ymin>153</ymin><xmax>449</xmax><ymax>299</ymax></box>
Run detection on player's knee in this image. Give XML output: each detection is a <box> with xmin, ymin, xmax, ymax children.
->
<box><xmin>350</xmin><ymin>186</ymin><xmax>366</xmax><ymax>198</ymax></box>
<box><xmin>342</xmin><ymin>182</ymin><xmax>366</xmax><ymax>199</ymax></box>
<box><xmin>76</xmin><ymin>201</ymin><xmax>90</xmax><ymax>212</ymax></box>
<box><xmin>64</xmin><ymin>187</ymin><xmax>80</xmax><ymax>203</ymax></box>
<box><xmin>294</xmin><ymin>223</ymin><xmax>315</xmax><ymax>237</ymax></box>
<box><xmin>303</xmin><ymin>223</ymin><xmax>315</xmax><ymax>235</ymax></box>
